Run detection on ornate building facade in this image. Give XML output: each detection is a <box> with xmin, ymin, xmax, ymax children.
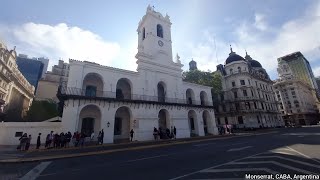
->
<box><xmin>58</xmin><ymin>6</ymin><xmax>217</xmax><ymax>143</ymax></box>
<box><xmin>274</xmin><ymin>60</ymin><xmax>319</xmax><ymax>126</ymax></box>
<box><xmin>0</xmin><ymin>40</ymin><xmax>35</xmax><ymax>121</ymax></box>
<box><xmin>215</xmin><ymin>48</ymin><xmax>284</xmax><ymax>128</ymax></box>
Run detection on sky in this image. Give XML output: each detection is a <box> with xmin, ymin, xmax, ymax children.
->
<box><xmin>0</xmin><ymin>0</ymin><xmax>319</xmax><ymax>80</ymax></box>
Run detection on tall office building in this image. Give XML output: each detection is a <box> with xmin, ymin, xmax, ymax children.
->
<box><xmin>37</xmin><ymin>57</ymin><xmax>49</xmax><ymax>78</ymax></box>
<box><xmin>277</xmin><ymin>52</ymin><xmax>319</xmax><ymax>97</ymax></box>
<box><xmin>16</xmin><ymin>55</ymin><xmax>44</xmax><ymax>92</ymax></box>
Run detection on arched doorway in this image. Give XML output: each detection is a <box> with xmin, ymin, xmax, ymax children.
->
<box><xmin>202</xmin><ymin>110</ymin><xmax>212</xmax><ymax>135</ymax></box>
<box><xmin>116</xmin><ymin>78</ymin><xmax>132</xmax><ymax>100</ymax></box>
<box><xmin>186</xmin><ymin>89</ymin><xmax>195</xmax><ymax>105</ymax></box>
<box><xmin>158</xmin><ymin>109</ymin><xmax>170</xmax><ymax>139</ymax></box>
<box><xmin>157</xmin><ymin>82</ymin><xmax>166</xmax><ymax>102</ymax></box>
<box><xmin>188</xmin><ymin>110</ymin><xmax>198</xmax><ymax>136</ymax></box>
<box><xmin>82</xmin><ymin>73</ymin><xmax>104</xmax><ymax>97</ymax></box>
<box><xmin>79</xmin><ymin>105</ymin><xmax>101</xmax><ymax>137</ymax></box>
<box><xmin>200</xmin><ymin>91</ymin><xmax>208</xmax><ymax>106</ymax></box>
<box><xmin>114</xmin><ymin>106</ymin><xmax>132</xmax><ymax>142</ymax></box>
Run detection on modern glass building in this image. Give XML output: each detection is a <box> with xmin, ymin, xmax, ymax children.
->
<box><xmin>16</xmin><ymin>56</ymin><xmax>44</xmax><ymax>93</ymax></box>
<box><xmin>277</xmin><ymin>51</ymin><xmax>319</xmax><ymax>97</ymax></box>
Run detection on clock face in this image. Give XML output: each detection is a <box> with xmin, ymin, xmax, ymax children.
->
<box><xmin>158</xmin><ymin>40</ymin><xmax>164</xmax><ymax>47</ymax></box>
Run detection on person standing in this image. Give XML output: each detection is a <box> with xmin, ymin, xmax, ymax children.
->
<box><xmin>97</xmin><ymin>131</ymin><xmax>101</xmax><ymax>145</ymax></box>
<box><xmin>18</xmin><ymin>133</ymin><xmax>28</xmax><ymax>151</ymax></box>
<box><xmin>36</xmin><ymin>133</ymin><xmax>41</xmax><ymax>149</ymax></box>
<box><xmin>100</xmin><ymin>129</ymin><xmax>104</xmax><ymax>144</ymax></box>
<box><xmin>173</xmin><ymin>126</ymin><xmax>177</xmax><ymax>139</ymax></box>
<box><xmin>130</xmin><ymin>129</ymin><xmax>134</xmax><ymax>142</ymax></box>
<box><xmin>25</xmin><ymin>135</ymin><xmax>32</xmax><ymax>151</ymax></box>
<box><xmin>153</xmin><ymin>127</ymin><xmax>158</xmax><ymax>140</ymax></box>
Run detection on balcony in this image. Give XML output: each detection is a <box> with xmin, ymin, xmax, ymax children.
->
<box><xmin>58</xmin><ymin>87</ymin><xmax>213</xmax><ymax>107</ymax></box>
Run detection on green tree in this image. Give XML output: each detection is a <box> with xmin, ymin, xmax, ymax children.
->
<box><xmin>183</xmin><ymin>70</ymin><xmax>222</xmax><ymax>105</ymax></box>
<box><xmin>25</xmin><ymin>100</ymin><xmax>60</xmax><ymax>122</ymax></box>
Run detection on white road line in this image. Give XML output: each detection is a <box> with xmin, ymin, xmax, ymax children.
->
<box><xmin>248</xmin><ymin>155</ymin><xmax>320</xmax><ymax>168</ymax></box>
<box><xmin>194</xmin><ymin>142</ymin><xmax>216</xmax><ymax>147</ymax></box>
<box><xmin>126</xmin><ymin>154</ymin><xmax>171</xmax><ymax>163</ymax></box>
<box><xmin>267</xmin><ymin>151</ymin><xmax>296</xmax><ymax>156</ymax></box>
<box><xmin>227</xmin><ymin>146</ymin><xmax>252</xmax><ymax>152</ymax></box>
<box><xmin>20</xmin><ymin>161</ymin><xmax>52</xmax><ymax>180</ymax></box>
<box><xmin>168</xmin><ymin>151</ymin><xmax>266</xmax><ymax>180</ymax></box>
<box><xmin>201</xmin><ymin>168</ymin><xmax>279</xmax><ymax>174</ymax></box>
<box><xmin>229</xmin><ymin>161</ymin><xmax>313</xmax><ymax>174</ymax></box>
<box><xmin>286</xmin><ymin>146</ymin><xmax>320</xmax><ymax>164</ymax></box>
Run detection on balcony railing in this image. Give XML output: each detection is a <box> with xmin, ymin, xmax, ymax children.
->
<box><xmin>58</xmin><ymin>87</ymin><xmax>213</xmax><ymax>106</ymax></box>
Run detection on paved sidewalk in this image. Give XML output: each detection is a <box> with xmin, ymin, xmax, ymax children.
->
<box><xmin>0</xmin><ymin>129</ymin><xmax>279</xmax><ymax>163</ymax></box>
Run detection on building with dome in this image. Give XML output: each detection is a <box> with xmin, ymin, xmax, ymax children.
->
<box><xmin>215</xmin><ymin>47</ymin><xmax>284</xmax><ymax>129</ymax></box>
<box><xmin>57</xmin><ymin>6</ymin><xmax>218</xmax><ymax>143</ymax></box>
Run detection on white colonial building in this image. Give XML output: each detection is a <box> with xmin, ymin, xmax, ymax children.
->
<box><xmin>58</xmin><ymin>6</ymin><xmax>218</xmax><ymax>143</ymax></box>
<box><xmin>215</xmin><ymin>48</ymin><xmax>284</xmax><ymax>129</ymax></box>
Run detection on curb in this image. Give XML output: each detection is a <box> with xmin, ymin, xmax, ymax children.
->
<box><xmin>0</xmin><ymin>131</ymin><xmax>277</xmax><ymax>163</ymax></box>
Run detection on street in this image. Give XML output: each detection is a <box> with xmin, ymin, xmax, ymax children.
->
<box><xmin>1</xmin><ymin>126</ymin><xmax>320</xmax><ymax>180</ymax></box>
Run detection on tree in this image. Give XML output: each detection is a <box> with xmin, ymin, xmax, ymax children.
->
<box><xmin>25</xmin><ymin>100</ymin><xmax>60</xmax><ymax>122</ymax></box>
<box><xmin>183</xmin><ymin>70</ymin><xmax>222</xmax><ymax>105</ymax></box>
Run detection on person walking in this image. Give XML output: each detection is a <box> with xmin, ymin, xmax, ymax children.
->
<box><xmin>130</xmin><ymin>129</ymin><xmax>134</xmax><ymax>142</ymax></box>
<box><xmin>36</xmin><ymin>133</ymin><xmax>41</xmax><ymax>149</ymax></box>
<box><xmin>173</xmin><ymin>126</ymin><xmax>177</xmax><ymax>139</ymax></box>
<box><xmin>100</xmin><ymin>129</ymin><xmax>104</xmax><ymax>144</ymax></box>
<box><xmin>18</xmin><ymin>133</ymin><xmax>28</xmax><ymax>151</ymax></box>
<box><xmin>25</xmin><ymin>135</ymin><xmax>31</xmax><ymax>151</ymax></box>
<box><xmin>153</xmin><ymin>127</ymin><xmax>158</xmax><ymax>140</ymax></box>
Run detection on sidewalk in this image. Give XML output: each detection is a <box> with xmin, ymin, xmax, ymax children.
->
<box><xmin>0</xmin><ymin>129</ymin><xmax>278</xmax><ymax>163</ymax></box>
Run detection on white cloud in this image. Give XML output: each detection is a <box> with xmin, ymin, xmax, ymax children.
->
<box><xmin>186</xmin><ymin>1</ymin><xmax>320</xmax><ymax>79</ymax></box>
<box><xmin>0</xmin><ymin>23</ymin><xmax>121</xmax><ymax>70</ymax></box>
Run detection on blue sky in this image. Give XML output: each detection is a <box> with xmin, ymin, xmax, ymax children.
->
<box><xmin>0</xmin><ymin>0</ymin><xmax>319</xmax><ymax>79</ymax></box>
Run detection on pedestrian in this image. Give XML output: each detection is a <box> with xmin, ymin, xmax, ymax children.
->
<box><xmin>18</xmin><ymin>133</ymin><xmax>28</xmax><ymax>151</ymax></box>
<box><xmin>49</xmin><ymin>131</ymin><xmax>54</xmax><ymax>147</ymax></box>
<box><xmin>130</xmin><ymin>129</ymin><xmax>134</xmax><ymax>142</ymax></box>
<box><xmin>36</xmin><ymin>133</ymin><xmax>41</xmax><ymax>149</ymax></box>
<box><xmin>66</xmin><ymin>132</ymin><xmax>71</xmax><ymax>148</ymax></box>
<box><xmin>100</xmin><ymin>129</ymin><xmax>104</xmax><ymax>144</ymax></box>
<box><xmin>76</xmin><ymin>132</ymin><xmax>80</xmax><ymax>146</ymax></box>
<box><xmin>25</xmin><ymin>135</ymin><xmax>31</xmax><ymax>151</ymax></box>
<box><xmin>45</xmin><ymin>134</ymin><xmax>50</xmax><ymax>148</ymax></box>
<box><xmin>166</xmin><ymin>128</ymin><xmax>170</xmax><ymax>139</ymax></box>
<box><xmin>90</xmin><ymin>131</ymin><xmax>95</xmax><ymax>141</ymax></box>
<box><xmin>173</xmin><ymin>126</ymin><xmax>177</xmax><ymax>139</ymax></box>
<box><xmin>153</xmin><ymin>127</ymin><xmax>158</xmax><ymax>140</ymax></box>
<box><xmin>79</xmin><ymin>132</ymin><xmax>85</xmax><ymax>147</ymax></box>
<box><xmin>97</xmin><ymin>131</ymin><xmax>101</xmax><ymax>145</ymax></box>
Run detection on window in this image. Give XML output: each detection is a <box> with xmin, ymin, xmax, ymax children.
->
<box><xmin>220</xmin><ymin>93</ymin><xmax>224</xmax><ymax>101</ymax></box>
<box><xmin>255</xmin><ymin>81</ymin><xmax>258</xmax><ymax>87</ymax></box>
<box><xmin>142</xmin><ymin>27</ymin><xmax>146</xmax><ymax>40</ymax></box>
<box><xmin>157</xmin><ymin>24</ymin><xmax>163</xmax><ymax>38</ymax></box>
<box><xmin>238</xmin><ymin>67</ymin><xmax>241</xmax><ymax>72</ymax></box>
<box><xmin>234</xmin><ymin>91</ymin><xmax>238</xmax><ymax>98</ymax></box>
<box><xmin>225</xmin><ymin>117</ymin><xmax>228</xmax><ymax>125</ymax></box>
<box><xmin>232</xmin><ymin>81</ymin><xmax>235</xmax><ymax>87</ymax></box>
<box><xmin>245</xmin><ymin>102</ymin><xmax>251</xmax><ymax>109</ymax></box>
<box><xmin>235</xmin><ymin>103</ymin><xmax>240</xmax><ymax>110</ymax></box>
<box><xmin>291</xmin><ymin>91</ymin><xmax>296</xmax><ymax>96</ymax></box>
<box><xmin>248</xmin><ymin>79</ymin><xmax>251</xmax><ymax>85</ymax></box>
<box><xmin>222</xmin><ymin>105</ymin><xmax>226</xmax><ymax>112</ymax></box>
<box><xmin>261</xmin><ymin>102</ymin><xmax>264</xmax><ymax>110</ymax></box>
<box><xmin>230</xmin><ymin>69</ymin><xmax>233</xmax><ymax>74</ymax></box>
<box><xmin>240</xmin><ymin>80</ymin><xmax>245</xmax><ymax>85</ymax></box>
<box><xmin>238</xmin><ymin>116</ymin><xmax>244</xmax><ymax>124</ymax></box>
<box><xmin>243</xmin><ymin>90</ymin><xmax>247</xmax><ymax>97</ymax></box>
<box><xmin>217</xmin><ymin>118</ymin><xmax>221</xmax><ymax>125</ymax></box>
<box><xmin>85</xmin><ymin>85</ymin><xmax>97</xmax><ymax>97</ymax></box>
<box><xmin>254</xmin><ymin>102</ymin><xmax>257</xmax><ymax>109</ymax></box>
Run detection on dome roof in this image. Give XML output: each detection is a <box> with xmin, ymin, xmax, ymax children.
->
<box><xmin>249</xmin><ymin>59</ymin><xmax>262</xmax><ymax>68</ymax></box>
<box><xmin>225</xmin><ymin>53</ymin><xmax>245</xmax><ymax>64</ymax></box>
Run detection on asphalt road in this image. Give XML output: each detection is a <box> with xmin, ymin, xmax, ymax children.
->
<box><xmin>1</xmin><ymin>126</ymin><xmax>320</xmax><ymax>180</ymax></box>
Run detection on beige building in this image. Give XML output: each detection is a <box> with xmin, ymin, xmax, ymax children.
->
<box><xmin>0</xmin><ymin>40</ymin><xmax>35</xmax><ymax>121</ymax></box>
<box><xmin>274</xmin><ymin>60</ymin><xmax>319</xmax><ymax>126</ymax></box>
<box><xmin>216</xmin><ymin>48</ymin><xmax>283</xmax><ymax>129</ymax></box>
<box><xmin>36</xmin><ymin>60</ymin><xmax>69</xmax><ymax>101</ymax></box>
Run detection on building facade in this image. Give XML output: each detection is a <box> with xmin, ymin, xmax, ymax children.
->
<box><xmin>0</xmin><ymin>41</ymin><xmax>35</xmax><ymax>121</ymax></box>
<box><xmin>216</xmin><ymin>48</ymin><xmax>283</xmax><ymax>129</ymax></box>
<box><xmin>274</xmin><ymin>60</ymin><xmax>319</xmax><ymax>126</ymax></box>
<box><xmin>277</xmin><ymin>52</ymin><xmax>319</xmax><ymax>98</ymax></box>
<box><xmin>16</xmin><ymin>55</ymin><xmax>44</xmax><ymax>92</ymax></box>
<box><xmin>58</xmin><ymin>6</ymin><xmax>217</xmax><ymax>143</ymax></box>
<box><xmin>36</xmin><ymin>60</ymin><xmax>69</xmax><ymax>102</ymax></box>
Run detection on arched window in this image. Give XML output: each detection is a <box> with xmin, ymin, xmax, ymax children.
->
<box><xmin>157</xmin><ymin>24</ymin><xmax>163</xmax><ymax>38</ymax></box>
<box><xmin>142</xmin><ymin>27</ymin><xmax>145</xmax><ymax>40</ymax></box>
<box><xmin>230</xmin><ymin>68</ymin><xmax>233</xmax><ymax>74</ymax></box>
<box><xmin>238</xmin><ymin>67</ymin><xmax>241</xmax><ymax>72</ymax></box>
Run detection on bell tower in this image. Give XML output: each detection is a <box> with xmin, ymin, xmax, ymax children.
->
<box><xmin>136</xmin><ymin>5</ymin><xmax>181</xmax><ymax>73</ymax></box>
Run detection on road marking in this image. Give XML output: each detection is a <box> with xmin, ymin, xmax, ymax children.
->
<box><xmin>194</xmin><ymin>142</ymin><xmax>216</xmax><ymax>147</ymax></box>
<box><xmin>227</xmin><ymin>146</ymin><xmax>252</xmax><ymax>152</ymax></box>
<box><xmin>286</xmin><ymin>146</ymin><xmax>320</xmax><ymax>164</ymax></box>
<box><xmin>201</xmin><ymin>168</ymin><xmax>279</xmax><ymax>174</ymax></box>
<box><xmin>20</xmin><ymin>161</ymin><xmax>52</xmax><ymax>180</ymax></box>
<box><xmin>267</xmin><ymin>151</ymin><xmax>295</xmax><ymax>156</ymax></box>
<box><xmin>168</xmin><ymin>151</ymin><xmax>266</xmax><ymax>180</ymax></box>
<box><xmin>248</xmin><ymin>155</ymin><xmax>320</xmax><ymax>168</ymax></box>
<box><xmin>282</xmin><ymin>133</ymin><xmax>320</xmax><ymax>136</ymax></box>
<box><xmin>230</xmin><ymin>161</ymin><xmax>313</xmax><ymax>174</ymax></box>
<box><xmin>126</xmin><ymin>154</ymin><xmax>171</xmax><ymax>163</ymax></box>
